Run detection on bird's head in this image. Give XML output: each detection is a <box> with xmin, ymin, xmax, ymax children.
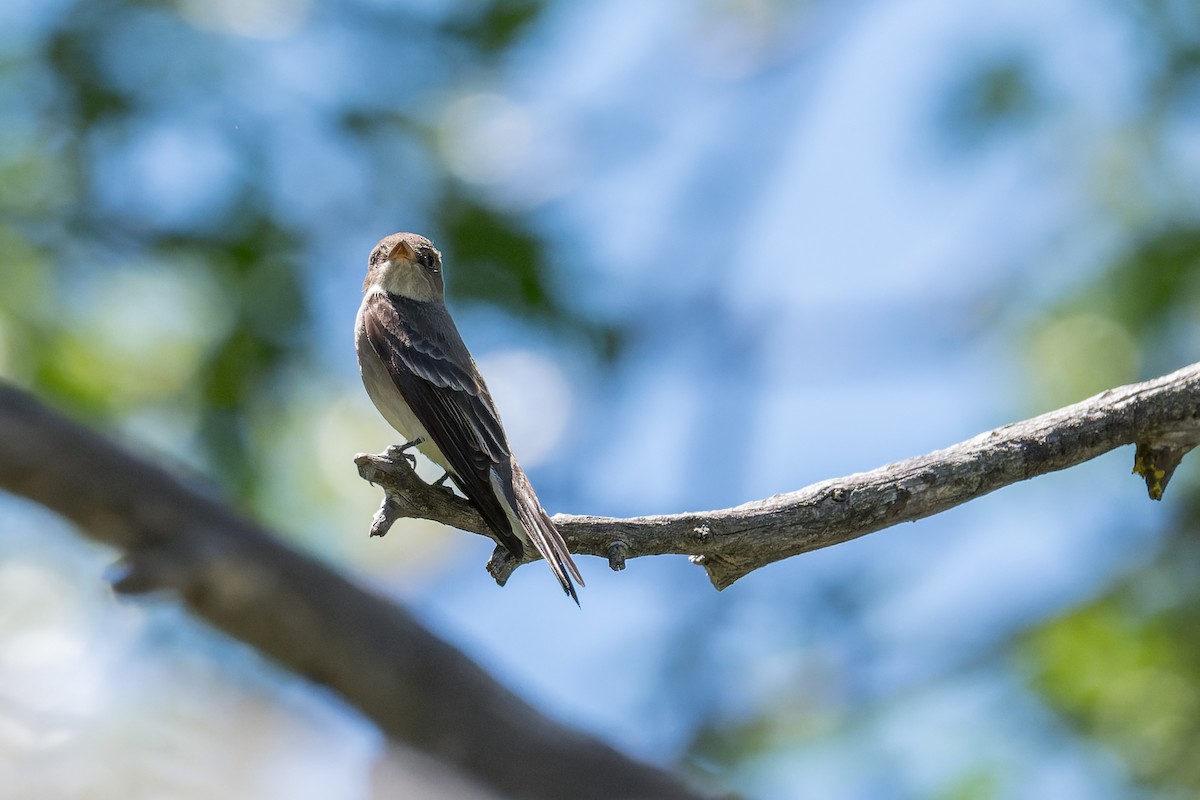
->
<box><xmin>364</xmin><ymin>232</ymin><xmax>445</xmax><ymax>303</ymax></box>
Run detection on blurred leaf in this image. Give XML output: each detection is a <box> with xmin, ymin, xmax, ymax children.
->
<box><xmin>436</xmin><ymin>192</ymin><xmax>627</xmax><ymax>361</ymax></box>
<box><xmin>438</xmin><ymin>193</ymin><xmax>551</xmax><ymax>314</ymax></box>
<box><xmin>933</xmin><ymin>771</ymin><xmax>1001</xmax><ymax>800</ymax></box>
<box><xmin>935</xmin><ymin>52</ymin><xmax>1043</xmax><ymax>153</ymax></box>
<box><xmin>445</xmin><ymin>0</ymin><xmax>547</xmax><ymax>53</ymax></box>
<box><xmin>1101</xmin><ymin>225</ymin><xmax>1200</xmax><ymax>335</ymax></box>
<box><xmin>44</xmin><ymin>4</ymin><xmax>135</xmax><ymax>128</ymax></box>
<box><xmin>1022</xmin><ymin>535</ymin><xmax>1200</xmax><ymax>792</ymax></box>
<box><xmin>1025</xmin><ymin>312</ymin><xmax>1139</xmax><ymax>408</ymax></box>
<box><xmin>163</xmin><ymin>213</ymin><xmax>308</xmax><ymax>503</ymax></box>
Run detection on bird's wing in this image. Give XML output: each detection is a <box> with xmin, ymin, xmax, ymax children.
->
<box><xmin>359</xmin><ymin>291</ymin><xmax>524</xmax><ymax>557</ymax></box>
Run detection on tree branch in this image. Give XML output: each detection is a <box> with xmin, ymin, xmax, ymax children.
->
<box><xmin>357</xmin><ymin>361</ymin><xmax>1200</xmax><ymax>590</ymax></box>
<box><xmin>7</xmin><ymin>362</ymin><xmax>1195</xmax><ymax>797</ymax></box>
<box><xmin>0</xmin><ymin>383</ymin><xmax>708</xmax><ymax>800</ymax></box>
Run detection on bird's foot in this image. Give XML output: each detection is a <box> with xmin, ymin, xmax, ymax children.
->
<box><xmin>431</xmin><ymin>471</ymin><xmax>458</xmax><ymax>496</ymax></box>
<box><xmin>385</xmin><ymin>438</ymin><xmax>424</xmax><ymax>470</ymax></box>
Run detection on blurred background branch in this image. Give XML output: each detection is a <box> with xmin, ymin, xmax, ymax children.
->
<box><xmin>0</xmin><ymin>381</ymin><xmax>707</xmax><ymax>800</ymax></box>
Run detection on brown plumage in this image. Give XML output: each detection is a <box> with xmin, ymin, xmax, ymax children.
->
<box><xmin>355</xmin><ymin>233</ymin><xmax>583</xmax><ymax>602</ymax></box>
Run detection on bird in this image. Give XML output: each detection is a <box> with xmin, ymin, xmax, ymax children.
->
<box><xmin>355</xmin><ymin>232</ymin><xmax>584</xmax><ymax>603</ymax></box>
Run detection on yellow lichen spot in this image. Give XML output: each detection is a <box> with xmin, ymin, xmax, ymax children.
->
<box><xmin>1131</xmin><ymin>454</ymin><xmax>1165</xmax><ymax>500</ymax></box>
<box><xmin>1145</xmin><ymin>467</ymin><xmax>1162</xmax><ymax>498</ymax></box>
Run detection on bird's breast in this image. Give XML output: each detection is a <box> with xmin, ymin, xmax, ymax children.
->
<box><xmin>355</xmin><ymin>308</ymin><xmax>451</xmax><ymax>472</ymax></box>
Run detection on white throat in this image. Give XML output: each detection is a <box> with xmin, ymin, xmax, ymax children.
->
<box><xmin>368</xmin><ymin>260</ymin><xmax>441</xmax><ymax>304</ymax></box>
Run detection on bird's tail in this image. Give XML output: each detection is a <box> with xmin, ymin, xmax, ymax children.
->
<box><xmin>510</xmin><ymin>464</ymin><xmax>584</xmax><ymax>604</ymax></box>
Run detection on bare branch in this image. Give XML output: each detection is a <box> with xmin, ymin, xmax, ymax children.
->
<box><xmin>0</xmin><ymin>383</ymin><xmax>709</xmax><ymax>800</ymax></box>
<box><xmin>8</xmin><ymin>361</ymin><xmax>1195</xmax><ymax>797</ymax></box>
<box><xmin>358</xmin><ymin>361</ymin><xmax>1200</xmax><ymax>590</ymax></box>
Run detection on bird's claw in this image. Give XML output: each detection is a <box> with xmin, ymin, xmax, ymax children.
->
<box><xmin>386</xmin><ymin>438</ymin><xmax>424</xmax><ymax>470</ymax></box>
<box><xmin>432</xmin><ymin>471</ymin><xmax>457</xmax><ymax>495</ymax></box>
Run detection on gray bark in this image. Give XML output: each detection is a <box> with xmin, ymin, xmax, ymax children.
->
<box><xmin>0</xmin><ymin>383</ymin><xmax>708</xmax><ymax>800</ymax></box>
<box><xmin>356</xmin><ymin>362</ymin><xmax>1200</xmax><ymax>589</ymax></box>
<box><xmin>3</xmin><ymin>362</ymin><xmax>1198</xmax><ymax>798</ymax></box>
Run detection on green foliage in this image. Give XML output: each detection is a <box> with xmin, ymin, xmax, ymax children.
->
<box><xmin>1023</xmin><ymin>536</ymin><xmax>1200</xmax><ymax>791</ymax></box>
<box><xmin>438</xmin><ymin>192</ymin><xmax>552</xmax><ymax>314</ymax></box>
<box><xmin>0</xmin><ymin>0</ymin><xmax>585</xmax><ymax>512</ymax></box>
<box><xmin>445</xmin><ymin>0</ymin><xmax>547</xmax><ymax>54</ymax></box>
<box><xmin>935</xmin><ymin>53</ymin><xmax>1044</xmax><ymax>153</ymax></box>
<box><xmin>1100</xmin><ymin>225</ymin><xmax>1200</xmax><ymax>338</ymax></box>
<box><xmin>436</xmin><ymin>191</ymin><xmax>625</xmax><ymax>361</ymax></box>
<box><xmin>46</xmin><ymin>18</ymin><xmax>134</xmax><ymax>126</ymax></box>
<box><xmin>1014</xmin><ymin>4</ymin><xmax>1200</xmax><ymax>777</ymax></box>
<box><xmin>933</xmin><ymin>771</ymin><xmax>1001</xmax><ymax>800</ymax></box>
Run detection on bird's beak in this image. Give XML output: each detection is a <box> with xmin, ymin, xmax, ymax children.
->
<box><xmin>388</xmin><ymin>238</ymin><xmax>416</xmax><ymax>262</ymax></box>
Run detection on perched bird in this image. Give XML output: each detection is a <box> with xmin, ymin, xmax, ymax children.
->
<box><xmin>355</xmin><ymin>232</ymin><xmax>584</xmax><ymax>603</ymax></box>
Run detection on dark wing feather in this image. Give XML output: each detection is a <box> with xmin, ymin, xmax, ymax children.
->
<box><xmin>360</xmin><ymin>292</ymin><xmax>524</xmax><ymax>557</ymax></box>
